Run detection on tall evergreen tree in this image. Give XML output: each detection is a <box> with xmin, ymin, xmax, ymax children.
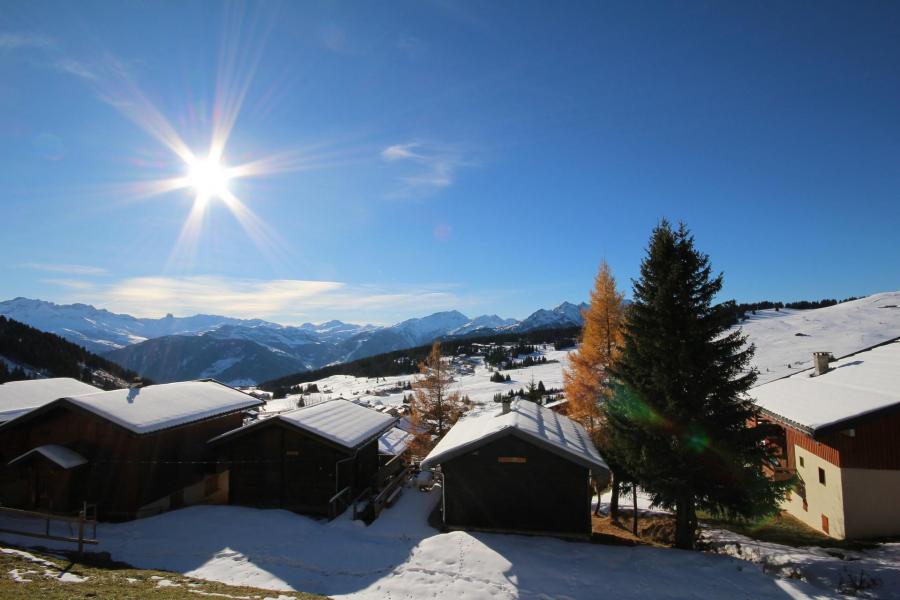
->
<box><xmin>608</xmin><ymin>221</ymin><xmax>789</xmax><ymax>549</ymax></box>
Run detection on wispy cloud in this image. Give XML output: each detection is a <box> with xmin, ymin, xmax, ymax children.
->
<box><xmin>0</xmin><ymin>32</ymin><xmax>53</xmax><ymax>50</ymax></box>
<box><xmin>40</xmin><ymin>278</ymin><xmax>96</xmax><ymax>290</ymax></box>
<box><xmin>380</xmin><ymin>142</ymin><xmax>472</xmax><ymax>198</ymax></box>
<box><xmin>22</xmin><ymin>263</ymin><xmax>108</xmax><ymax>276</ymax></box>
<box><xmin>48</xmin><ymin>275</ymin><xmax>465</xmax><ymax>324</ymax></box>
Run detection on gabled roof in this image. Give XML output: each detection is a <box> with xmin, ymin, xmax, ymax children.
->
<box><xmin>210</xmin><ymin>399</ymin><xmax>396</xmax><ymax>450</ymax></box>
<box><xmin>0</xmin><ymin>378</ymin><xmax>101</xmax><ymax>423</ymax></box>
<box><xmin>421</xmin><ymin>400</ymin><xmax>608</xmax><ymax>472</ymax></box>
<box><xmin>0</xmin><ymin>380</ymin><xmax>262</xmax><ymax>435</ymax></box>
<box><xmin>9</xmin><ymin>444</ymin><xmax>88</xmax><ymax>469</ymax></box>
<box><xmin>379</xmin><ymin>426</ymin><xmax>414</xmax><ymax>455</ymax></box>
<box><xmin>750</xmin><ymin>340</ymin><xmax>900</xmax><ymax>435</ymax></box>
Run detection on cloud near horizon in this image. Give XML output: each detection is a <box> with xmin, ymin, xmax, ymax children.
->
<box><xmin>46</xmin><ymin>275</ymin><xmax>466</xmax><ymax>324</ymax></box>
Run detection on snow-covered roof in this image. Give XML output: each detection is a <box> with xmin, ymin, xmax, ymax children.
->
<box><xmin>421</xmin><ymin>400</ymin><xmax>608</xmax><ymax>473</ymax></box>
<box><xmin>379</xmin><ymin>426</ymin><xmax>414</xmax><ymax>455</ymax></box>
<box><xmin>0</xmin><ymin>380</ymin><xmax>262</xmax><ymax>435</ymax></box>
<box><xmin>750</xmin><ymin>340</ymin><xmax>900</xmax><ymax>435</ymax></box>
<box><xmin>0</xmin><ymin>378</ymin><xmax>101</xmax><ymax>423</ymax></box>
<box><xmin>9</xmin><ymin>444</ymin><xmax>88</xmax><ymax>469</ymax></box>
<box><xmin>211</xmin><ymin>399</ymin><xmax>396</xmax><ymax>450</ymax></box>
<box><xmin>543</xmin><ymin>398</ymin><xmax>569</xmax><ymax>409</ymax></box>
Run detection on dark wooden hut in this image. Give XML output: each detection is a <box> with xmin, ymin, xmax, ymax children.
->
<box><xmin>0</xmin><ymin>380</ymin><xmax>262</xmax><ymax>520</ymax></box>
<box><xmin>422</xmin><ymin>399</ymin><xmax>608</xmax><ymax>537</ymax></box>
<box><xmin>209</xmin><ymin>399</ymin><xmax>396</xmax><ymax>517</ymax></box>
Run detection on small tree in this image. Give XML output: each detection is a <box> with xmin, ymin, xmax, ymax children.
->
<box><xmin>608</xmin><ymin>221</ymin><xmax>790</xmax><ymax>549</ymax></box>
<box><xmin>410</xmin><ymin>342</ymin><xmax>464</xmax><ymax>454</ymax></box>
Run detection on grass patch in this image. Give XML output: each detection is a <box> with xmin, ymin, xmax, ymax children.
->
<box><xmin>698</xmin><ymin>510</ymin><xmax>885</xmax><ymax>550</ymax></box>
<box><xmin>0</xmin><ymin>545</ymin><xmax>329</xmax><ymax>600</ymax></box>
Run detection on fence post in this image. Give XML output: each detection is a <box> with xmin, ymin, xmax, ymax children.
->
<box><xmin>77</xmin><ymin>502</ymin><xmax>85</xmax><ymax>556</ymax></box>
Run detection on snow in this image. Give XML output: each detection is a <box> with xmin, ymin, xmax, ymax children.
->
<box><xmin>0</xmin><ymin>378</ymin><xmax>101</xmax><ymax>423</ymax></box>
<box><xmin>378</xmin><ymin>427</ymin><xmax>413</xmax><ymax>455</ymax></box>
<box><xmin>421</xmin><ymin>399</ymin><xmax>608</xmax><ymax>473</ymax></box>
<box><xmin>702</xmin><ymin>528</ymin><xmax>900</xmax><ymax>599</ymax></box>
<box><xmin>750</xmin><ymin>339</ymin><xmax>900</xmax><ymax>432</ymax></box>
<box><xmin>8</xmin><ymin>444</ymin><xmax>88</xmax><ymax>469</ymax></box>
<box><xmin>1</xmin><ymin>547</ymin><xmax>88</xmax><ymax>583</ymax></box>
<box><xmin>742</xmin><ymin>292</ymin><xmax>900</xmax><ymax>386</ymax></box>
<box><xmin>2</xmin><ymin>380</ymin><xmax>263</xmax><ymax>435</ymax></box>
<box><xmin>214</xmin><ymin>399</ymin><xmax>396</xmax><ymax>449</ymax></box>
<box><xmin>0</xmin><ymin>484</ymin><xmax>877</xmax><ymax>599</ymax></box>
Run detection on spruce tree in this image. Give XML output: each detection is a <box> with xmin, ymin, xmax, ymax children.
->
<box><xmin>608</xmin><ymin>220</ymin><xmax>789</xmax><ymax>549</ymax></box>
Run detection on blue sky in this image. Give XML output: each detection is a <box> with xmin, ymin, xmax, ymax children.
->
<box><xmin>2</xmin><ymin>1</ymin><xmax>899</xmax><ymax>324</ymax></box>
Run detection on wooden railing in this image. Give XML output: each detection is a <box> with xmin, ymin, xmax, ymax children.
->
<box><xmin>0</xmin><ymin>503</ymin><xmax>98</xmax><ymax>554</ymax></box>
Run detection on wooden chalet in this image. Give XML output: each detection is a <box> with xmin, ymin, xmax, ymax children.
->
<box><xmin>421</xmin><ymin>399</ymin><xmax>609</xmax><ymax>538</ymax></box>
<box><xmin>750</xmin><ymin>341</ymin><xmax>900</xmax><ymax>539</ymax></box>
<box><xmin>209</xmin><ymin>399</ymin><xmax>396</xmax><ymax>518</ymax></box>
<box><xmin>0</xmin><ymin>380</ymin><xmax>262</xmax><ymax>520</ymax></box>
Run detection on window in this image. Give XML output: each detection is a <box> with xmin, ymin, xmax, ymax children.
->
<box><xmin>818</xmin><ymin>467</ymin><xmax>826</xmax><ymax>485</ymax></box>
<box><xmin>799</xmin><ymin>456</ymin><xmax>804</xmax><ymax>468</ymax></box>
<box><xmin>821</xmin><ymin>514</ymin><xmax>830</xmax><ymax>534</ymax></box>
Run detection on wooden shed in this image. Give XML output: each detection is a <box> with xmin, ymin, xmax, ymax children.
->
<box><xmin>422</xmin><ymin>399</ymin><xmax>608</xmax><ymax>538</ymax></box>
<box><xmin>209</xmin><ymin>399</ymin><xmax>396</xmax><ymax>517</ymax></box>
<box><xmin>0</xmin><ymin>380</ymin><xmax>262</xmax><ymax>520</ymax></box>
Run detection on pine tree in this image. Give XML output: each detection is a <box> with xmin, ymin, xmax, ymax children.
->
<box><xmin>563</xmin><ymin>260</ymin><xmax>627</xmax><ymax>516</ymax></box>
<box><xmin>607</xmin><ymin>221</ymin><xmax>789</xmax><ymax>549</ymax></box>
<box><xmin>410</xmin><ymin>342</ymin><xmax>464</xmax><ymax>455</ymax></box>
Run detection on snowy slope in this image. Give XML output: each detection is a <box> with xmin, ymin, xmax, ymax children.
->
<box><xmin>2</xmin><ymin>484</ymin><xmax>891</xmax><ymax>599</ymax></box>
<box><xmin>740</xmin><ymin>292</ymin><xmax>900</xmax><ymax>385</ymax></box>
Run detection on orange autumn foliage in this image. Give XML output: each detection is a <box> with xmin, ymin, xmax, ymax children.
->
<box><xmin>563</xmin><ymin>261</ymin><xmax>625</xmax><ymax>437</ymax></box>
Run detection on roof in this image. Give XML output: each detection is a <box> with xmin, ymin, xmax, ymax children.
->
<box><xmin>0</xmin><ymin>378</ymin><xmax>101</xmax><ymax>423</ymax></box>
<box><xmin>421</xmin><ymin>400</ymin><xmax>608</xmax><ymax>472</ymax></box>
<box><xmin>379</xmin><ymin>426</ymin><xmax>414</xmax><ymax>455</ymax></box>
<box><xmin>9</xmin><ymin>444</ymin><xmax>88</xmax><ymax>469</ymax></box>
<box><xmin>543</xmin><ymin>398</ymin><xmax>569</xmax><ymax>409</ymax></box>
<box><xmin>750</xmin><ymin>340</ymin><xmax>900</xmax><ymax>435</ymax></box>
<box><xmin>0</xmin><ymin>380</ymin><xmax>262</xmax><ymax>435</ymax></box>
<box><xmin>210</xmin><ymin>399</ymin><xmax>396</xmax><ymax>450</ymax></box>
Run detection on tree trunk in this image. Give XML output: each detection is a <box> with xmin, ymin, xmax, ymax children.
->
<box><xmin>631</xmin><ymin>483</ymin><xmax>638</xmax><ymax>536</ymax></box>
<box><xmin>608</xmin><ymin>475</ymin><xmax>620</xmax><ymax>520</ymax></box>
<box><xmin>674</xmin><ymin>494</ymin><xmax>695</xmax><ymax>550</ymax></box>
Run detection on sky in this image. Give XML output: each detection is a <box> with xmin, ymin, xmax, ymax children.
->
<box><xmin>1</xmin><ymin>1</ymin><xmax>899</xmax><ymax>325</ymax></box>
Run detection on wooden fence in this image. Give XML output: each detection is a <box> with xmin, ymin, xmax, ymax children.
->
<box><xmin>0</xmin><ymin>503</ymin><xmax>98</xmax><ymax>554</ymax></box>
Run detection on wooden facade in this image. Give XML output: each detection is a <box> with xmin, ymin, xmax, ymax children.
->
<box><xmin>440</xmin><ymin>434</ymin><xmax>593</xmax><ymax>537</ymax></box>
<box><xmin>762</xmin><ymin>407</ymin><xmax>900</xmax><ymax>472</ymax></box>
<box><xmin>211</xmin><ymin>419</ymin><xmax>381</xmax><ymax>517</ymax></box>
<box><xmin>0</xmin><ymin>401</ymin><xmax>245</xmax><ymax>520</ymax></box>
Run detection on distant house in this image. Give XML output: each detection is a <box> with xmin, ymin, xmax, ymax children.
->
<box><xmin>0</xmin><ymin>378</ymin><xmax>101</xmax><ymax>424</ymax></box>
<box><xmin>542</xmin><ymin>398</ymin><xmax>569</xmax><ymax>415</ymax></box>
<box><xmin>750</xmin><ymin>341</ymin><xmax>900</xmax><ymax>539</ymax></box>
<box><xmin>421</xmin><ymin>399</ymin><xmax>609</xmax><ymax>537</ymax></box>
<box><xmin>0</xmin><ymin>380</ymin><xmax>262</xmax><ymax>520</ymax></box>
<box><xmin>209</xmin><ymin>399</ymin><xmax>396</xmax><ymax>518</ymax></box>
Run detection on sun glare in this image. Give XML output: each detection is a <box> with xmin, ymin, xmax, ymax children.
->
<box><xmin>186</xmin><ymin>156</ymin><xmax>232</xmax><ymax>200</ymax></box>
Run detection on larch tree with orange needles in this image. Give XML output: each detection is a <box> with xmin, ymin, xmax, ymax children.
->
<box><xmin>563</xmin><ymin>260</ymin><xmax>627</xmax><ymax>517</ymax></box>
<box><xmin>410</xmin><ymin>342</ymin><xmax>464</xmax><ymax>456</ymax></box>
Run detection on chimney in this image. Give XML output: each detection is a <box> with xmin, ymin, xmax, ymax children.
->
<box><xmin>501</xmin><ymin>398</ymin><xmax>512</xmax><ymax>415</ymax></box>
<box><xmin>812</xmin><ymin>352</ymin><xmax>832</xmax><ymax>376</ymax></box>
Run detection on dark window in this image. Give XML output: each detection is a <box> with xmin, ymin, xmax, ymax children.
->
<box><xmin>818</xmin><ymin>467</ymin><xmax>826</xmax><ymax>485</ymax></box>
<box><xmin>799</xmin><ymin>456</ymin><xmax>804</xmax><ymax>468</ymax></box>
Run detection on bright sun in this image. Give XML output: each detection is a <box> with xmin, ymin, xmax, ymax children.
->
<box><xmin>186</xmin><ymin>156</ymin><xmax>232</xmax><ymax>201</ymax></box>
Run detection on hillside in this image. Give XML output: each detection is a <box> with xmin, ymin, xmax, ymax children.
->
<box><xmin>0</xmin><ymin>316</ymin><xmax>141</xmax><ymax>389</ymax></box>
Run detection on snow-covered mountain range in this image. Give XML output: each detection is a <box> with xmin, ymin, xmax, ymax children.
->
<box><xmin>0</xmin><ymin>297</ymin><xmax>586</xmax><ymax>384</ymax></box>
